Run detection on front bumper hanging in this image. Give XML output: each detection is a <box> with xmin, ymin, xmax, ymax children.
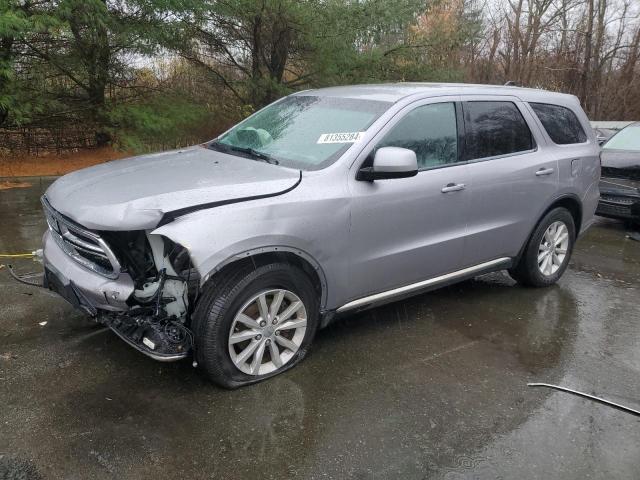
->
<box><xmin>32</xmin><ymin>260</ymin><xmax>193</xmax><ymax>363</ymax></box>
<box><xmin>99</xmin><ymin>310</ymin><xmax>192</xmax><ymax>362</ymax></box>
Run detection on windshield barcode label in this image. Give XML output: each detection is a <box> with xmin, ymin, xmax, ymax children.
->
<box><xmin>317</xmin><ymin>132</ymin><xmax>365</xmax><ymax>144</ymax></box>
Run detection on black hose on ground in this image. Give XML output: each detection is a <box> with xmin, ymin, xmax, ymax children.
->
<box><xmin>6</xmin><ymin>264</ymin><xmax>43</xmax><ymax>287</ymax></box>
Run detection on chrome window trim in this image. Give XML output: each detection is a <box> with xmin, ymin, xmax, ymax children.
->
<box><xmin>41</xmin><ymin>196</ymin><xmax>121</xmax><ymax>279</ymax></box>
<box><xmin>464</xmin><ymin>147</ymin><xmax>539</xmax><ymax>164</ymax></box>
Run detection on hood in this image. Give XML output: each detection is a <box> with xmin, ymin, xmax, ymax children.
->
<box><xmin>45</xmin><ymin>146</ymin><xmax>301</xmax><ymax>230</ymax></box>
<box><xmin>600</xmin><ymin>149</ymin><xmax>640</xmax><ymax>181</ymax></box>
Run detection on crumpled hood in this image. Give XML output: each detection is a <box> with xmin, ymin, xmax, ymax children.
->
<box><xmin>45</xmin><ymin>146</ymin><xmax>301</xmax><ymax>230</ymax></box>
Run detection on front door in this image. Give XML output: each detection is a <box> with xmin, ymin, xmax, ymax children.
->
<box><xmin>347</xmin><ymin>100</ymin><xmax>470</xmax><ymax>301</ymax></box>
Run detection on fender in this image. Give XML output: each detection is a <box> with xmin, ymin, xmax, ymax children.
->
<box><xmin>151</xmin><ymin>181</ymin><xmax>351</xmax><ymax>312</ymax></box>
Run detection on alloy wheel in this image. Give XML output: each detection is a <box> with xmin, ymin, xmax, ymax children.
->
<box><xmin>538</xmin><ymin>221</ymin><xmax>569</xmax><ymax>276</ymax></box>
<box><xmin>228</xmin><ymin>289</ymin><xmax>308</xmax><ymax>376</ymax></box>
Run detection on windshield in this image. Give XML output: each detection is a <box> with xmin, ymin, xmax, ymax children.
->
<box><xmin>603</xmin><ymin>125</ymin><xmax>640</xmax><ymax>151</ymax></box>
<box><xmin>212</xmin><ymin>95</ymin><xmax>391</xmax><ymax>170</ymax></box>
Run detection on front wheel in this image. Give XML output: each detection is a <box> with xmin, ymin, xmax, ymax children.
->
<box><xmin>191</xmin><ymin>262</ymin><xmax>319</xmax><ymax>388</ymax></box>
<box><xmin>509</xmin><ymin>207</ymin><xmax>576</xmax><ymax>287</ymax></box>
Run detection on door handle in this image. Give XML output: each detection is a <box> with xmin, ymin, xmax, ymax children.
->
<box><xmin>441</xmin><ymin>183</ymin><xmax>466</xmax><ymax>193</ymax></box>
<box><xmin>535</xmin><ymin>167</ymin><xmax>555</xmax><ymax>176</ymax></box>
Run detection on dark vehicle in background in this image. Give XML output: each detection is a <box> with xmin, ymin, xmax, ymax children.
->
<box><xmin>596</xmin><ymin>122</ymin><xmax>640</xmax><ymax>224</ymax></box>
<box><xmin>593</xmin><ymin>127</ymin><xmax>617</xmax><ymax>146</ymax></box>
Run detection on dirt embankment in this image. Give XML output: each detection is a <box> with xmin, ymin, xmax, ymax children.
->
<box><xmin>0</xmin><ymin>147</ymin><xmax>128</xmax><ymax>178</ymax></box>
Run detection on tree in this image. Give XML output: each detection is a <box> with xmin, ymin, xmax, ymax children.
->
<box><xmin>0</xmin><ymin>0</ymin><xmax>53</xmax><ymax>126</ymax></box>
<box><xmin>3</xmin><ymin>0</ymin><xmax>170</xmax><ymax>144</ymax></box>
<box><xmin>171</xmin><ymin>0</ymin><xmax>429</xmax><ymax>109</ymax></box>
<box><xmin>2</xmin><ymin>0</ymin><xmax>640</xmax><ymax>156</ymax></box>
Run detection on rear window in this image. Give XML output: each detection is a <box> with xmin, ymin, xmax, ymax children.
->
<box><xmin>530</xmin><ymin>103</ymin><xmax>587</xmax><ymax>144</ymax></box>
<box><xmin>463</xmin><ymin>101</ymin><xmax>534</xmax><ymax>160</ymax></box>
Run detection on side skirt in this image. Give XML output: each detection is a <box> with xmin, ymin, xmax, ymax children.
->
<box><xmin>335</xmin><ymin>257</ymin><xmax>513</xmax><ymax>315</ymax></box>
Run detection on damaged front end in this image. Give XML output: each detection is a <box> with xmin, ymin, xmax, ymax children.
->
<box><xmin>597</xmin><ymin>165</ymin><xmax>640</xmax><ymax>222</ymax></box>
<box><xmin>97</xmin><ymin>233</ymin><xmax>199</xmax><ymax>361</ymax></box>
<box><xmin>41</xmin><ymin>196</ymin><xmax>199</xmax><ymax>362</ymax></box>
<box><xmin>597</xmin><ymin>142</ymin><xmax>640</xmax><ymax>222</ymax></box>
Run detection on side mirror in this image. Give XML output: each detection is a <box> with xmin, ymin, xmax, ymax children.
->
<box><xmin>357</xmin><ymin>147</ymin><xmax>418</xmax><ymax>181</ymax></box>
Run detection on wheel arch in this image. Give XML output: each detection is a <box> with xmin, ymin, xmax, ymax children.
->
<box><xmin>546</xmin><ymin>194</ymin><xmax>582</xmax><ymax>234</ymax></box>
<box><xmin>516</xmin><ymin>194</ymin><xmax>583</xmax><ymax>262</ymax></box>
<box><xmin>201</xmin><ymin>246</ymin><xmax>328</xmax><ymax>311</ymax></box>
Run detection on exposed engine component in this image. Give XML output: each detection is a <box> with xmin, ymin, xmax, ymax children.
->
<box><xmin>96</xmin><ymin>233</ymin><xmax>198</xmax><ymax>361</ymax></box>
<box><xmin>141</xmin><ymin>235</ymin><xmax>189</xmax><ymax>318</ymax></box>
<box><xmin>101</xmin><ymin>309</ymin><xmax>193</xmax><ymax>361</ymax></box>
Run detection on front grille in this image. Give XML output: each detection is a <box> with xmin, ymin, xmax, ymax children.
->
<box><xmin>600</xmin><ymin>195</ymin><xmax>636</xmax><ymax>204</ymax></box>
<box><xmin>596</xmin><ymin>201</ymin><xmax>633</xmax><ymax>218</ymax></box>
<box><xmin>42</xmin><ymin>196</ymin><xmax>121</xmax><ymax>278</ymax></box>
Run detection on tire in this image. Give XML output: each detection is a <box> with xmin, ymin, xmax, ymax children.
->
<box><xmin>191</xmin><ymin>262</ymin><xmax>319</xmax><ymax>388</ymax></box>
<box><xmin>509</xmin><ymin>207</ymin><xmax>576</xmax><ymax>287</ymax></box>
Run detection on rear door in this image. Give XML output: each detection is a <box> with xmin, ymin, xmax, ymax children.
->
<box><xmin>461</xmin><ymin>97</ymin><xmax>557</xmax><ymax>267</ymax></box>
<box><xmin>528</xmin><ymin>101</ymin><xmax>600</xmax><ymax>233</ymax></box>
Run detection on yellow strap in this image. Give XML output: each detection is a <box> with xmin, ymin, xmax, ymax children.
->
<box><xmin>0</xmin><ymin>253</ymin><xmax>34</xmax><ymax>258</ymax></box>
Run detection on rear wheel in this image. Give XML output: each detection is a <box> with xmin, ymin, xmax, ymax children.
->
<box><xmin>509</xmin><ymin>208</ymin><xmax>576</xmax><ymax>287</ymax></box>
<box><xmin>191</xmin><ymin>262</ymin><xmax>319</xmax><ymax>388</ymax></box>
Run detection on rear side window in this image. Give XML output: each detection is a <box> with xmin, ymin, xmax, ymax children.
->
<box><xmin>463</xmin><ymin>101</ymin><xmax>534</xmax><ymax>160</ymax></box>
<box><xmin>530</xmin><ymin>103</ymin><xmax>587</xmax><ymax>144</ymax></box>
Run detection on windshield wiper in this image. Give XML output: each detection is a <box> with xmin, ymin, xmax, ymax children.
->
<box><xmin>208</xmin><ymin>141</ymin><xmax>279</xmax><ymax>165</ymax></box>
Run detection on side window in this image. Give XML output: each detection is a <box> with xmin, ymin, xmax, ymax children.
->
<box><xmin>463</xmin><ymin>101</ymin><xmax>534</xmax><ymax>160</ymax></box>
<box><xmin>377</xmin><ymin>102</ymin><xmax>458</xmax><ymax>169</ymax></box>
<box><xmin>530</xmin><ymin>102</ymin><xmax>587</xmax><ymax>144</ymax></box>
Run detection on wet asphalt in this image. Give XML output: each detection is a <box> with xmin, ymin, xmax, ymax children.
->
<box><xmin>1</xmin><ymin>177</ymin><xmax>639</xmax><ymax>480</ymax></box>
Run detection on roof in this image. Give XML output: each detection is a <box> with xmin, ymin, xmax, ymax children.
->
<box><xmin>296</xmin><ymin>82</ymin><xmax>578</xmax><ymax>104</ymax></box>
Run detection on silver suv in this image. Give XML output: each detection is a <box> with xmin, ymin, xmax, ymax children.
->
<box><xmin>41</xmin><ymin>83</ymin><xmax>600</xmax><ymax>387</ymax></box>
